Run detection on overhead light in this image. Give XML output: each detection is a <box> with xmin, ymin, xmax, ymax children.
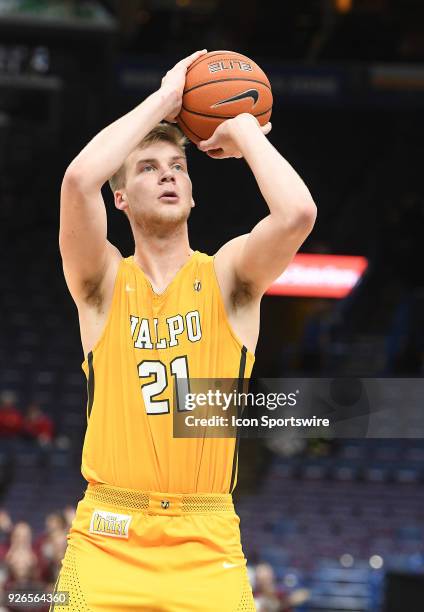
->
<box><xmin>370</xmin><ymin>555</ymin><xmax>384</xmax><ymax>569</ymax></box>
<box><xmin>340</xmin><ymin>553</ymin><xmax>354</xmax><ymax>567</ymax></box>
<box><xmin>335</xmin><ymin>0</ymin><xmax>353</xmax><ymax>12</ymax></box>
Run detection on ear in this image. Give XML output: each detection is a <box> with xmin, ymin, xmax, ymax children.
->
<box><xmin>114</xmin><ymin>190</ymin><xmax>128</xmax><ymax>212</ymax></box>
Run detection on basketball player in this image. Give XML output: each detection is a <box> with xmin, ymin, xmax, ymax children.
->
<box><xmin>52</xmin><ymin>50</ymin><xmax>316</xmax><ymax>611</ymax></box>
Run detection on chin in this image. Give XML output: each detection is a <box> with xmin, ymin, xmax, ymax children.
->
<box><xmin>157</xmin><ymin>204</ymin><xmax>191</xmax><ymax>225</ymax></box>
<box><xmin>136</xmin><ymin>209</ymin><xmax>190</xmax><ymax>234</ymax></box>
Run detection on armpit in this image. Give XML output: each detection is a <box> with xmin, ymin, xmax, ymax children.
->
<box><xmin>231</xmin><ymin>278</ymin><xmax>253</xmax><ymax>309</ymax></box>
<box><xmin>81</xmin><ymin>278</ymin><xmax>104</xmax><ymax>311</ymax></box>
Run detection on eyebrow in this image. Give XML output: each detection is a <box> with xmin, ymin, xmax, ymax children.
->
<box><xmin>136</xmin><ymin>155</ymin><xmax>187</xmax><ymax>167</ymax></box>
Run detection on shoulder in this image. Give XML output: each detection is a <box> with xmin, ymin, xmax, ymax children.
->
<box><xmin>214</xmin><ymin>235</ymin><xmax>249</xmax><ymax>264</ymax></box>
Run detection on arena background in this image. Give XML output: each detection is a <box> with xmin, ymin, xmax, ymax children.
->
<box><xmin>0</xmin><ymin>1</ymin><xmax>423</xmax><ymax>610</ymax></box>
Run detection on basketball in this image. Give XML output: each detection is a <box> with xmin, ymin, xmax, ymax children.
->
<box><xmin>177</xmin><ymin>50</ymin><xmax>273</xmax><ymax>144</ymax></box>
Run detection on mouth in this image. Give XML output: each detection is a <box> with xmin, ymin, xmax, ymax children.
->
<box><xmin>159</xmin><ymin>190</ymin><xmax>179</xmax><ymax>203</ymax></box>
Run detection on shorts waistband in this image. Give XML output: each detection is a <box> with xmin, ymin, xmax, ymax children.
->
<box><xmin>84</xmin><ymin>483</ymin><xmax>234</xmax><ymax>515</ymax></box>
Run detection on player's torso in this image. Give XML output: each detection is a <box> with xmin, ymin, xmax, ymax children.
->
<box><xmin>80</xmin><ymin>251</ymin><xmax>255</xmax><ymax>494</ymax></box>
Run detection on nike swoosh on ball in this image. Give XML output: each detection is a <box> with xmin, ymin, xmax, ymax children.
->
<box><xmin>211</xmin><ymin>89</ymin><xmax>259</xmax><ymax>108</ymax></box>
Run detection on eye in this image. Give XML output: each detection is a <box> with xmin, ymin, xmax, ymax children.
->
<box><xmin>142</xmin><ymin>164</ymin><xmax>155</xmax><ymax>172</ymax></box>
<box><xmin>173</xmin><ymin>163</ymin><xmax>184</xmax><ymax>171</ymax></box>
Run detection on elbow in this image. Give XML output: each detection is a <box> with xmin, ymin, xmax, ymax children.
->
<box><xmin>280</xmin><ymin>198</ymin><xmax>317</xmax><ymax>236</ymax></box>
<box><xmin>62</xmin><ymin>162</ymin><xmax>85</xmax><ymax>191</ymax></box>
<box><xmin>298</xmin><ymin>198</ymin><xmax>317</xmax><ymax>233</ymax></box>
<box><xmin>62</xmin><ymin>161</ymin><xmax>98</xmax><ymax>194</ymax></box>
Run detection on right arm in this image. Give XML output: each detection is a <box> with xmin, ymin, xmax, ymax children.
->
<box><xmin>59</xmin><ymin>49</ymin><xmax>207</xmax><ymax>306</ymax></box>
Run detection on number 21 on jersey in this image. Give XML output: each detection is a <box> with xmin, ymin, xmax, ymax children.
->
<box><xmin>138</xmin><ymin>356</ymin><xmax>190</xmax><ymax>415</ymax></box>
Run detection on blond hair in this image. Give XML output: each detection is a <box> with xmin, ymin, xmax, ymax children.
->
<box><xmin>109</xmin><ymin>122</ymin><xmax>188</xmax><ymax>193</ymax></box>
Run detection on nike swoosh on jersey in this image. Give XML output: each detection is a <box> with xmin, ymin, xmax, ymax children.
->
<box><xmin>222</xmin><ymin>562</ymin><xmax>238</xmax><ymax>569</ymax></box>
<box><xmin>211</xmin><ymin>89</ymin><xmax>259</xmax><ymax>108</ymax></box>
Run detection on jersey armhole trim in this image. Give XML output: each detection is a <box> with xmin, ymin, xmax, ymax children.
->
<box><xmin>81</xmin><ymin>258</ymin><xmax>125</xmax><ymax>372</ymax></box>
<box><xmin>229</xmin><ymin>344</ymin><xmax>248</xmax><ymax>493</ymax></box>
<box><xmin>86</xmin><ymin>351</ymin><xmax>95</xmax><ymax>420</ymax></box>
<box><xmin>211</xmin><ymin>255</ymin><xmax>255</xmax><ymax>364</ymax></box>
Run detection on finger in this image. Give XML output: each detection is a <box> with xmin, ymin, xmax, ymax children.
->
<box><xmin>206</xmin><ymin>150</ymin><xmax>243</xmax><ymax>160</ymax></box>
<box><xmin>261</xmin><ymin>122</ymin><xmax>272</xmax><ymax>135</ymax></box>
<box><xmin>180</xmin><ymin>49</ymin><xmax>208</xmax><ymax>68</ymax></box>
<box><xmin>206</xmin><ymin>149</ymin><xmax>227</xmax><ymax>159</ymax></box>
<box><xmin>197</xmin><ymin>138</ymin><xmax>215</xmax><ymax>152</ymax></box>
<box><xmin>189</xmin><ymin>48</ymin><xmax>208</xmax><ymax>60</ymax></box>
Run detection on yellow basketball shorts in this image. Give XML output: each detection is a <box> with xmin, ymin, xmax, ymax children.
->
<box><xmin>49</xmin><ymin>483</ymin><xmax>255</xmax><ymax>611</ymax></box>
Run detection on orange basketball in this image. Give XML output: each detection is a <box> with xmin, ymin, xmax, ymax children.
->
<box><xmin>177</xmin><ymin>50</ymin><xmax>273</xmax><ymax>144</ymax></box>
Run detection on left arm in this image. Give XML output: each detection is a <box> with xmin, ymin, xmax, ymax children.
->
<box><xmin>199</xmin><ymin>113</ymin><xmax>317</xmax><ymax>299</ymax></box>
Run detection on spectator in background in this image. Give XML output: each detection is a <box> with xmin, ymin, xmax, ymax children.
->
<box><xmin>35</xmin><ymin>512</ymin><xmax>66</xmax><ymax>556</ymax></box>
<box><xmin>0</xmin><ymin>391</ymin><xmax>23</xmax><ymax>438</ymax></box>
<box><xmin>42</xmin><ymin>529</ymin><xmax>67</xmax><ymax>590</ymax></box>
<box><xmin>63</xmin><ymin>505</ymin><xmax>76</xmax><ymax>530</ymax></box>
<box><xmin>35</xmin><ymin>512</ymin><xmax>68</xmax><ymax>587</ymax></box>
<box><xmin>22</xmin><ymin>403</ymin><xmax>54</xmax><ymax>446</ymax></box>
<box><xmin>4</xmin><ymin>522</ymin><xmax>41</xmax><ymax>593</ymax></box>
<box><xmin>254</xmin><ymin>562</ymin><xmax>292</xmax><ymax>611</ymax></box>
<box><xmin>0</xmin><ymin>509</ymin><xmax>12</xmax><ymax>560</ymax></box>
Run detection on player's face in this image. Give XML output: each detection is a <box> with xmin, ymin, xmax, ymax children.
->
<box><xmin>121</xmin><ymin>141</ymin><xmax>193</xmax><ymax>233</ymax></box>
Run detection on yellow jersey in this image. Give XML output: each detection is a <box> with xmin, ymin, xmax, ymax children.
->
<box><xmin>80</xmin><ymin>251</ymin><xmax>255</xmax><ymax>494</ymax></box>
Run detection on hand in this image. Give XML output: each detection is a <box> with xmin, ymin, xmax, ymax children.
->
<box><xmin>197</xmin><ymin>114</ymin><xmax>272</xmax><ymax>159</ymax></box>
<box><xmin>160</xmin><ymin>49</ymin><xmax>208</xmax><ymax>122</ymax></box>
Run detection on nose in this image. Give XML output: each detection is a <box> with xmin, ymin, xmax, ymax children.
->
<box><xmin>159</xmin><ymin>168</ymin><xmax>176</xmax><ymax>183</ymax></box>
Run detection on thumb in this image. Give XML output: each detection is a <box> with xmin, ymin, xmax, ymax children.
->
<box><xmin>198</xmin><ymin>140</ymin><xmax>212</xmax><ymax>152</ymax></box>
<box><xmin>197</xmin><ymin>135</ymin><xmax>216</xmax><ymax>152</ymax></box>
<box><xmin>261</xmin><ymin>122</ymin><xmax>272</xmax><ymax>135</ymax></box>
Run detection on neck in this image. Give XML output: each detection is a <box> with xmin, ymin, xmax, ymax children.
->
<box><xmin>133</xmin><ymin>225</ymin><xmax>193</xmax><ymax>292</ymax></box>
